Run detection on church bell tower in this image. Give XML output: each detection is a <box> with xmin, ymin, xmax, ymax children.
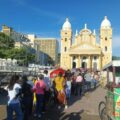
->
<box><xmin>60</xmin><ymin>18</ymin><xmax>72</xmax><ymax>69</ymax></box>
<box><xmin>100</xmin><ymin>16</ymin><xmax>112</xmax><ymax>67</ymax></box>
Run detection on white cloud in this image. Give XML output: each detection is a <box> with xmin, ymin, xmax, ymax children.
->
<box><xmin>11</xmin><ymin>0</ymin><xmax>26</xmax><ymax>6</ymax></box>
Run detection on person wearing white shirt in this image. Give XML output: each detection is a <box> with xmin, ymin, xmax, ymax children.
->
<box><xmin>5</xmin><ymin>75</ymin><xmax>22</xmax><ymax>120</ymax></box>
<box><xmin>84</xmin><ymin>71</ymin><xmax>92</xmax><ymax>91</ymax></box>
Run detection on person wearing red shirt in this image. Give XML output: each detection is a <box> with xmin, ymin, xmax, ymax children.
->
<box><xmin>33</xmin><ymin>74</ymin><xmax>46</xmax><ymax>118</ymax></box>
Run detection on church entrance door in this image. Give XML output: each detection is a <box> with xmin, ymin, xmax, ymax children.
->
<box><xmin>72</xmin><ymin>62</ymin><xmax>76</xmax><ymax>68</ymax></box>
<box><xmin>82</xmin><ymin>62</ymin><xmax>87</xmax><ymax>69</ymax></box>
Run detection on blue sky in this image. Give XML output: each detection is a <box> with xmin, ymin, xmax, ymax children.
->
<box><xmin>0</xmin><ymin>0</ymin><xmax>120</xmax><ymax>56</ymax></box>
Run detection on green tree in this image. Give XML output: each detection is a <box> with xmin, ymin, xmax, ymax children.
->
<box><xmin>0</xmin><ymin>32</ymin><xmax>15</xmax><ymax>58</ymax></box>
<box><xmin>0</xmin><ymin>32</ymin><xmax>35</xmax><ymax>66</ymax></box>
<box><xmin>112</xmin><ymin>56</ymin><xmax>120</xmax><ymax>60</ymax></box>
<box><xmin>0</xmin><ymin>32</ymin><xmax>14</xmax><ymax>49</ymax></box>
<box><xmin>6</xmin><ymin>47</ymin><xmax>35</xmax><ymax>66</ymax></box>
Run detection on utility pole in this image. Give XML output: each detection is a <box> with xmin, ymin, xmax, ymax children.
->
<box><xmin>35</xmin><ymin>42</ymin><xmax>39</xmax><ymax>64</ymax></box>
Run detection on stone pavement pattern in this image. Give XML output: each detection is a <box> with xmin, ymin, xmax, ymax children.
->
<box><xmin>42</xmin><ymin>86</ymin><xmax>106</xmax><ymax>120</ymax></box>
<box><xmin>0</xmin><ymin>86</ymin><xmax>106</xmax><ymax>120</ymax></box>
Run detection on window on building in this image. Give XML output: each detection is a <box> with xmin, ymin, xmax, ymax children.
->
<box><xmin>64</xmin><ymin>47</ymin><xmax>67</xmax><ymax>52</ymax></box>
<box><xmin>65</xmin><ymin>32</ymin><xmax>67</xmax><ymax>35</ymax></box>
<box><xmin>82</xmin><ymin>62</ymin><xmax>87</xmax><ymax>68</ymax></box>
<box><xmin>72</xmin><ymin>62</ymin><xmax>76</xmax><ymax>68</ymax></box>
<box><xmin>94</xmin><ymin>56</ymin><xmax>97</xmax><ymax>60</ymax></box>
<box><xmin>105</xmin><ymin>37</ymin><xmax>107</xmax><ymax>40</ymax></box>
<box><xmin>105</xmin><ymin>46</ymin><xmax>107</xmax><ymax>51</ymax></box>
<box><xmin>65</xmin><ymin>38</ymin><xmax>67</xmax><ymax>42</ymax></box>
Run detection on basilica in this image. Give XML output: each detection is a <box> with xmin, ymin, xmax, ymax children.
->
<box><xmin>60</xmin><ymin>16</ymin><xmax>112</xmax><ymax>70</ymax></box>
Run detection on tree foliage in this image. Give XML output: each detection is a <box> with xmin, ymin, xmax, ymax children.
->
<box><xmin>0</xmin><ymin>32</ymin><xmax>14</xmax><ymax>49</ymax></box>
<box><xmin>112</xmin><ymin>56</ymin><xmax>120</xmax><ymax>60</ymax></box>
<box><xmin>0</xmin><ymin>32</ymin><xmax>35</xmax><ymax>66</ymax></box>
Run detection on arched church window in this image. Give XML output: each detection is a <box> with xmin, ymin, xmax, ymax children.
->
<box><xmin>65</xmin><ymin>38</ymin><xmax>67</xmax><ymax>41</ymax></box>
<box><xmin>105</xmin><ymin>46</ymin><xmax>107</xmax><ymax>51</ymax></box>
<box><xmin>65</xmin><ymin>32</ymin><xmax>67</xmax><ymax>35</ymax></box>
<box><xmin>64</xmin><ymin>47</ymin><xmax>67</xmax><ymax>52</ymax></box>
<box><xmin>82</xmin><ymin>62</ymin><xmax>87</xmax><ymax>68</ymax></box>
<box><xmin>94</xmin><ymin>56</ymin><xmax>97</xmax><ymax>60</ymax></box>
<box><xmin>105</xmin><ymin>37</ymin><xmax>107</xmax><ymax>40</ymax></box>
<box><xmin>72</xmin><ymin>62</ymin><xmax>76</xmax><ymax>68</ymax></box>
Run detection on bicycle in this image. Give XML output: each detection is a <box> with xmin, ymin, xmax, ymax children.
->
<box><xmin>98</xmin><ymin>88</ymin><xmax>119</xmax><ymax>120</ymax></box>
<box><xmin>98</xmin><ymin>60</ymin><xmax>120</xmax><ymax>120</ymax></box>
<box><xmin>99</xmin><ymin>100</ymin><xmax>106</xmax><ymax>119</ymax></box>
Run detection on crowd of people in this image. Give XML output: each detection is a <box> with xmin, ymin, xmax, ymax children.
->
<box><xmin>4</xmin><ymin>68</ymin><xmax>101</xmax><ymax>120</ymax></box>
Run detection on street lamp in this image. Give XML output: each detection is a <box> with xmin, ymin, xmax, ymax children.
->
<box><xmin>35</xmin><ymin>42</ymin><xmax>40</xmax><ymax>64</ymax></box>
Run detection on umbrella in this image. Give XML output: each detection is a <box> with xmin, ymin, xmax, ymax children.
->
<box><xmin>50</xmin><ymin>68</ymin><xmax>65</xmax><ymax>78</ymax></box>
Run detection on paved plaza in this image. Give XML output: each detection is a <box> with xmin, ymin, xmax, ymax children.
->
<box><xmin>0</xmin><ymin>86</ymin><xmax>106</xmax><ymax>120</ymax></box>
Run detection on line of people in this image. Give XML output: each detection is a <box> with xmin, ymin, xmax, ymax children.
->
<box><xmin>4</xmin><ymin>69</ymin><xmax>100</xmax><ymax>120</ymax></box>
<box><xmin>4</xmin><ymin>70</ymin><xmax>51</xmax><ymax>120</ymax></box>
<box><xmin>69</xmin><ymin>69</ymin><xmax>100</xmax><ymax>96</ymax></box>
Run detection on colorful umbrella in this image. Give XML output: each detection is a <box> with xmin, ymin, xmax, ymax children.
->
<box><xmin>50</xmin><ymin>68</ymin><xmax>65</xmax><ymax>78</ymax></box>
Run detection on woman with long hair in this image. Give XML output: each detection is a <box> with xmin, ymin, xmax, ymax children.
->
<box><xmin>6</xmin><ymin>75</ymin><xmax>22</xmax><ymax>120</ymax></box>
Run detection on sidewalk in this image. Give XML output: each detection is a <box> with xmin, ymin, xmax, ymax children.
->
<box><xmin>0</xmin><ymin>86</ymin><xmax>106</xmax><ymax>120</ymax></box>
<box><xmin>39</xmin><ymin>86</ymin><xmax>106</xmax><ymax>120</ymax></box>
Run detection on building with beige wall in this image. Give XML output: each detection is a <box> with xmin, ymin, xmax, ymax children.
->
<box><xmin>27</xmin><ymin>34</ymin><xmax>36</xmax><ymax>48</ymax></box>
<box><xmin>60</xmin><ymin>16</ymin><xmax>112</xmax><ymax>70</ymax></box>
<box><xmin>14</xmin><ymin>42</ymin><xmax>23</xmax><ymax>48</ymax></box>
<box><xmin>35</xmin><ymin>38</ymin><xmax>58</xmax><ymax>65</ymax></box>
<box><xmin>1</xmin><ymin>25</ymin><xmax>28</xmax><ymax>42</ymax></box>
<box><xmin>1</xmin><ymin>25</ymin><xmax>31</xmax><ymax>48</ymax></box>
<box><xmin>1</xmin><ymin>25</ymin><xmax>12</xmax><ymax>36</ymax></box>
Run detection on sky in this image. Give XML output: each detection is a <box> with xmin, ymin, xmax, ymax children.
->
<box><xmin>0</xmin><ymin>0</ymin><xmax>120</xmax><ymax>56</ymax></box>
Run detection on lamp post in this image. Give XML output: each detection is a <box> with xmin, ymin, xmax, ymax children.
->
<box><xmin>34</xmin><ymin>42</ymin><xmax>41</xmax><ymax>76</ymax></box>
<box><xmin>35</xmin><ymin>42</ymin><xmax>39</xmax><ymax>64</ymax></box>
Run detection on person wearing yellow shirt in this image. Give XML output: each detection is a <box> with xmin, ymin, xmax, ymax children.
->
<box><xmin>33</xmin><ymin>77</ymin><xmax>37</xmax><ymax>106</ymax></box>
<box><xmin>54</xmin><ymin>72</ymin><xmax>68</xmax><ymax>109</ymax></box>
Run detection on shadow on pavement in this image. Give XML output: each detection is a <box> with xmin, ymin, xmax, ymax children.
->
<box><xmin>0</xmin><ymin>86</ymin><xmax>101</xmax><ymax>120</ymax></box>
<box><xmin>61</xmin><ymin>110</ymin><xmax>84</xmax><ymax>120</ymax></box>
<box><xmin>38</xmin><ymin>107</ymin><xmax>84</xmax><ymax>120</ymax></box>
<box><xmin>67</xmin><ymin>95</ymin><xmax>81</xmax><ymax>106</ymax></box>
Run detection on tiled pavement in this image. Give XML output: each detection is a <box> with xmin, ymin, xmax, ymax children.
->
<box><xmin>0</xmin><ymin>86</ymin><xmax>106</xmax><ymax>120</ymax></box>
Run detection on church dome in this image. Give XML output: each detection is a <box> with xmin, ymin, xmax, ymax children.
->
<box><xmin>101</xmin><ymin>16</ymin><xmax>111</xmax><ymax>29</ymax></box>
<box><xmin>62</xmin><ymin>18</ymin><xmax>71</xmax><ymax>30</ymax></box>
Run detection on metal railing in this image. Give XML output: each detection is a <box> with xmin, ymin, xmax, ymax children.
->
<box><xmin>0</xmin><ymin>66</ymin><xmax>27</xmax><ymax>72</ymax></box>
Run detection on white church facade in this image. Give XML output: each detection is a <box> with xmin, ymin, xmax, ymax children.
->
<box><xmin>60</xmin><ymin>16</ymin><xmax>112</xmax><ymax>70</ymax></box>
